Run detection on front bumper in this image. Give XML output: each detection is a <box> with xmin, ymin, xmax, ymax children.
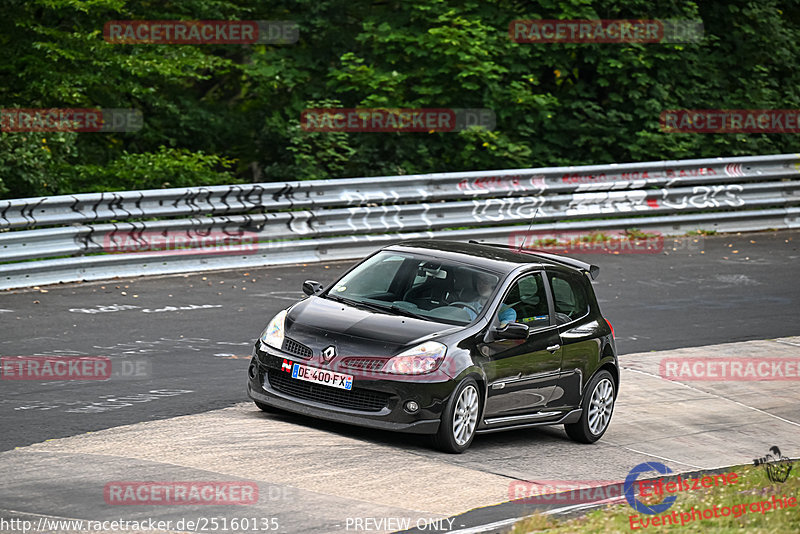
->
<box><xmin>246</xmin><ymin>344</ymin><xmax>454</xmax><ymax>435</ymax></box>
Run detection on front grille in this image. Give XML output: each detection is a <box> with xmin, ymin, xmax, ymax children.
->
<box><xmin>283</xmin><ymin>338</ymin><xmax>312</xmax><ymax>359</ymax></box>
<box><xmin>341</xmin><ymin>357</ymin><xmax>387</xmax><ymax>371</ymax></box>
<box><xmin>267</xmin><ymin>370</ymin><xmax>390</xmax><ymax>412</ymax></box>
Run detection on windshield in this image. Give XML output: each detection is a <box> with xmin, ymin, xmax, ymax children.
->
<box><xmin>325</xmin><ymin>251</ymin><xmax>501</xmax><ymax>325</ymax></box>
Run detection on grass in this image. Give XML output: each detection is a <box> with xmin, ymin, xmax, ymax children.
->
<box><xmin>510</xmin><ymin>464</ymin><xmax>798</xmax><ymax>533</ymax></box>
<box><xmin>571</xmin><ymin>232</ymin><xmax>612</xmax><ymax>244</ymax></box>
<box><xmin>519</xmin><ymin>230</ymin><xmax>668</xmax><ymax>253</ymax></box>
<box><xmin>686</xmin><ymin>229</ymin><xmax>718</xmax><ymax>236</ymax></box>
<box><xmin>624</xmin><ymin>228</ymin><xmax>659</xmax><ymax>240</ymax></box>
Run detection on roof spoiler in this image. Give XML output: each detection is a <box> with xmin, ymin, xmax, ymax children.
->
<box><xmin>525</xmin><ymin>250</ymin><xmax>600</xmax><ymax>280</ymax></box>
<box><xmin>467</xmin><ymin>240</ymin><xmax>600</xmax><ymax>279</ymax></box>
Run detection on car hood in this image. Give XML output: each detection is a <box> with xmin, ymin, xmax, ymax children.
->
<box><xmin>284</xmin><ymin>296</ymin><xmax>456</xmax><ymax>358</ymax></box>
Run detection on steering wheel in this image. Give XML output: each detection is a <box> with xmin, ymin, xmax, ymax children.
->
<box><xmin>449</xmin><ymin>301</ymin><xmax>479</xmax><ymax>314</ymax></box>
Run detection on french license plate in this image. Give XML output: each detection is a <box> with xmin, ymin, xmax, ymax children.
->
<box><xmin>291</xmin><ymin>363</ymin><xmax>353</xmax><ymax>391</ymax></box>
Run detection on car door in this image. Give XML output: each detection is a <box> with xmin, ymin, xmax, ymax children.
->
<box><xmin>546</xmin><ymin>269</ymin><xmax>600</xmax><ymax>410</ymax></box>
<box><xmin>479</xmin><ymin>271</ymin><xmax>564</xmax><ymax>419</ymax></box>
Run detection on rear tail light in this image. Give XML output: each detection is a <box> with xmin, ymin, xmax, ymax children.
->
<box><xmin>605</xmin><ymin>319</ymin><xmax>615</xmax><ymax>339</ymax></box>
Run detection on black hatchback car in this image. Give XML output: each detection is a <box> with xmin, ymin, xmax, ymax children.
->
<box><xmin>247</xmin><ymin>240</ymin><xmax>618</xmax><ymax>452</ymax></box>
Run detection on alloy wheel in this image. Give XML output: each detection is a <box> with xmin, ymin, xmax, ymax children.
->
<box><xmin>452</xmin><ymin>384</ymin><xmax>479</xmax><ymax>446</ymax></box>
<box><xmin>587</xmin><ymin>378</ymin><xmax>614</xmax><ymax>435</ymax></box>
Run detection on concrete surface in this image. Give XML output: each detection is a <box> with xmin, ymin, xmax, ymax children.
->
<box><xmin>1</xmin><ymin>229</ymin><xmax>798</xmax><ymax>452</ymax></box>
<box><xmin>1</xmin><ymin>336</ymin><xmax>798</xmax><ymax>534</ymax></box>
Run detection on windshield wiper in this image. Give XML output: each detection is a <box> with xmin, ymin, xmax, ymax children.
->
<box><xmin>387</xmin><ymin>305</ymin><xmax>430</xmax><ymax>321</ymax></box>
<box><xmin>349</xmin><ymin>299</ymin><xmax>430</xmax><ymax>320</ymax></box>
<box><xmin>325</xmin><ymin>294</ymin><xmax>395</xmax><ymax>315</ymax></box>
<box><xmin>325</xmin><ymin>295</ymin><xmax>429</xmax><ymax>320</ymax></box>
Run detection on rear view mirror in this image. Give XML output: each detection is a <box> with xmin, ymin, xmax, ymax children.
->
<box><xmin>302</xmin><ymin>280</ymin><xmax>324</xmax><ymax>296</ymax></box>
<box><xmin>495</xmin><ymin>322</ymin><xmax>529</xmax><ymax>340</ymax></box>
<box><xmin>424</xmin><ymin>269</ymin><xmax>447</xmax><ymax>279</ymax></box>
<box><xmin>417</xmin><ymin>264</ymin><xmax>447</xmax><ymax>279</ymax></box>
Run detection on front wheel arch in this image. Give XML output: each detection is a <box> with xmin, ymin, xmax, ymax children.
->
<box><xmin>448</xmin><ymin>366</ymin><xmax>488</xmax><ymax>418</ymax></box>
<box><xmin>433</xmin><ymin>376</ymin><xmax>481</xmax><ymax>453</ymax></box>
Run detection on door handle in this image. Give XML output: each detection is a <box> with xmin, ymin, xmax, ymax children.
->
<box><xmin>546</xmin><ymin>344</ymin><xmax>560</xmax><ymax>353</ymax></box>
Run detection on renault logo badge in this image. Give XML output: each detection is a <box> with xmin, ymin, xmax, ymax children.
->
<box><xmin>321</xmin><ymin>345</ymin><xmax>336</xmax><ymax>363</ymax></box>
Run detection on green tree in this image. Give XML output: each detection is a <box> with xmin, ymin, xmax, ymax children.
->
<box><xmin>2</xmin><ymin>0</ymin><xmax>800</xmax><ymax>199</ymax></box>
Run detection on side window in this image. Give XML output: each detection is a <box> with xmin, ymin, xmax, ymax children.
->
<box><xmin>548</xmin><ymin>272</ymin><xmax>589</xmax><ymax>324</ymax></box>
<box><xmin>500</xmin><ymin>272</ymin><xmax>549</xmax><ymax>328</ymax></box>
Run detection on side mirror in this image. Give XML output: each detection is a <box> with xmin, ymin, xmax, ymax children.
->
<box><xmin>302</xmin><ymin>280</ymin><xmax>324</xmax><ymax>296</ymax></box>
<box><xmin>494</xmin><ymin>322</ymin><xmax>529</xmax><ymax>340</ymax></box>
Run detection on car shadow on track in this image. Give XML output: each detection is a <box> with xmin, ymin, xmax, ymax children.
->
<box><xmin>243</xmin><ymin>404</ymin><xmax>572</xmax><ymax>455</ymax></box>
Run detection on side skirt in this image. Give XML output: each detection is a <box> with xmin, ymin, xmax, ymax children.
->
<box><xmin>475</xmin><ymin>408</ymin><xmax>582</xmax><ymax>435</ymax></box>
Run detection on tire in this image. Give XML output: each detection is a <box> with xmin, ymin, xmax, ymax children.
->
<box><xmin>434</xmin><ymin>377</ymin><xmax>480</xmax><ymax>453</ymax></box>
<box><xmin>564</xmin><ymin>370</ymin><xmax>615</xmax><ymax>444</ymax></box>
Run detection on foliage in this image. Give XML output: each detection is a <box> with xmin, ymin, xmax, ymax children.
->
<box><xmin>63</xmin><ymin>147</ymin><xmax>236</xmax><ymax>193</ymax></box>
<box><xmin>2</xmin><ymin>0</ymin><xmax>800</xmax><ymax>199</ymax></box>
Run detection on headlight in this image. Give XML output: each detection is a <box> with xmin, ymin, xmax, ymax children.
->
<box><xmin>383</xmin><ymin>341</ymin><xmax>447</xmax><ymax>375</ymax></box>
<box><xmin>259</xmin><ymin>310</ymin><xmax>287</xmax><ymax>350</ymax></box>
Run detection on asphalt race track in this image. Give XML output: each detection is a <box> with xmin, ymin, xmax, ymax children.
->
<box><xmin>0</xmin><ymin>230</ymin><xmax>798</xmax><ymax>533</ymax></box>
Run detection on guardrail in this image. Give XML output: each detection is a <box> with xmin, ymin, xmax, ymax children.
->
<box><xmin>1</xmin><ymin>153</ymin><xmax>799</xmax><ymax>290</ymax></box>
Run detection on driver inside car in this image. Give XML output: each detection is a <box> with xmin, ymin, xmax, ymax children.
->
<box><xmin>462</xmin><ymin>271</ymin><xmax>517</xmax><ymax>326</ymax></box>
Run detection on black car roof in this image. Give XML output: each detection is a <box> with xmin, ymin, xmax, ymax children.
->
<box><xmin>385</xmin><ymin>240</ymin><xmax>600</xmax><ymax>279</ymax></box>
